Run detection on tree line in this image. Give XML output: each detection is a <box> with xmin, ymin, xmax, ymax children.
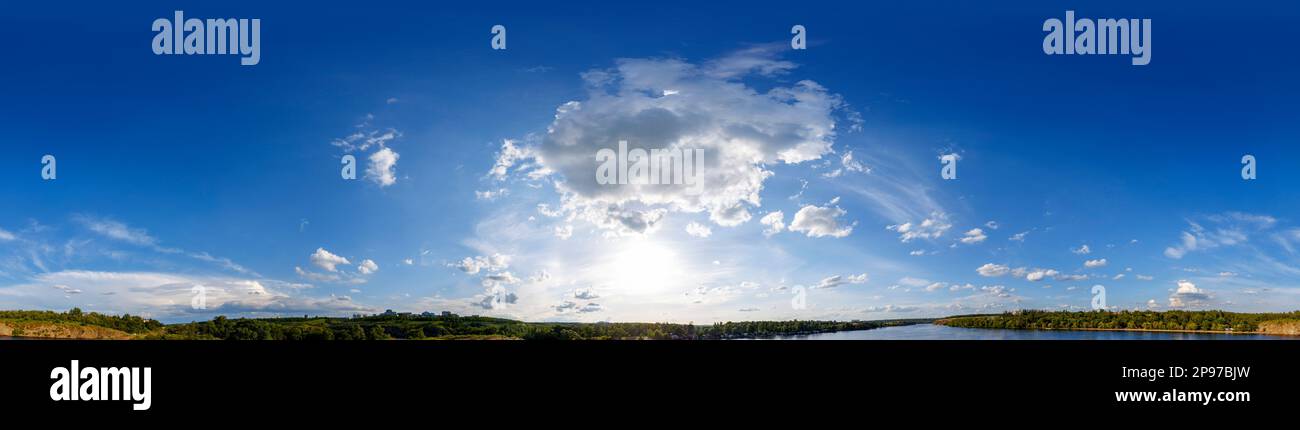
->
<box><xmin>0</xmin><ymin>308</ymin><xmax>163</xmax><ymax>334</ymax></box>
<box><xmin>151</xmin><ymin>314</ymin><xmax>932</xmax><ymax>340</ymax></box>
<box><xmin>938</xmin><ymin>309</ymin><xmax>1300</xmax><ymax>333</ymax></box>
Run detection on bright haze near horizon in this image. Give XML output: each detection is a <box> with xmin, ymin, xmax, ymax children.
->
<box><xmin>1</xmin><ymin>1</ymin><xmax>1298</xmax><ymax>323</ymax></box>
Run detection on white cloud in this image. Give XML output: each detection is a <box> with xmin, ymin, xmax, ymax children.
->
<box><xmin>959</xmin><ymin>228</ymin><xmax>987</xmax><ymax>244</ymax></box>
<box><xmin>813</xmin><ymin>273</ymin><xmax>868</xmax><ymax>289</ymax></box>
<box><xmin>528</xmin><ymin>270</ymin><xmax>552</xmax><ymax>283</ymax></box>
<box><xmin>897</xmin><ymin>277</ymin><xmax>931</xmax><ymax>288</ymax></box>
<box><xmin>1164</xmin><ymin>232</ymin><xmax>1201</xmax><ymax>259</ymax></box>
<box><xmin>488</xmin><ymin>139</ymin><xmax>534</xmax><ymax>180</ymax></box>
<box><xmin>310</xmin><ymin>248</ymin><xmax>351</xmax><ymax>272</ymax></box>
<box><xmin>69</xmin><ymin>216</ymin><xmax>256</xmax><ymax>276</ymax></box>
<box><xmin>482</xmin><ymin>272</ymin><xmax>522</xmax><ymax>287</ymax></box>
<box><xmin>75</xmin><ymin>215</ymin><xmax>157</xmax><ymax>247</ymax></box>
<box><xmin>1024</xmin><ymin>269</ymin><xmax>1060</xmax><ymax>282</ymax></box>
<box><xmin>685</xmin><ymin>222</ymin><xmax>713</xmax><ymax>238</ymax></box>
<box><xmin>1168</xmin><ymin>280</ymin><xmax>1210</xmax><ymax>308</ymax></box>
<box><xmin>332</xmin><ymin>126</ymin><xmax>399</xmax><ymax>153</ymax></box>
<box><xmin>980</xmin><ymin>285</ymin><xmax>1013</xmax><ymax>298</ymax></box>
<box><xmin>3</xmin><ymin>270</ymin><xmax>372</xmax><ymax>320</ymax></box>
<box><xmin>1071</xmin><ymin>244</ymin><xmax>1091</xmax><ymax>255</ymax></box>
<box><xmin>0</xmin><ymin>228</ymin><xmax>15</xmax><ymax>241</ymax></box>
<box><xmin>789</xmin><ymin>204</ymin><xmax>855</xmax><ymax>238</ymax></box>
<box><xmin>333</xmin><ymin>118</ymin><xmax>402</xmax><ymax>188</ymax></box>
<box><xmin>886</xmin><ymin>212</ymin><xmax>951</xmax><ymax>243</ymax></box>
<box><xmin>553</xmin><ymin>225</ymin><xmax>574</xmax><ymax>240</ymax></box>
<box><xmin>821</xmin><ymin>150</ymin><xmax>870</xmax><ymax>178</ymax></box>
<box><xmin>357</xmin><ymin>259</ymin><xmax>379</xmax><ymax>275</ymax></box>
<box><xmin>366</xmin><ymin>147</ymin><xmax>400</xmax><ymax>187</ymax></box>
<box><xmin>1275</xmin><ymin>228</ymin><xmax>1300</xmax><ymax>254</ymax></box>
<box><xmin>474</xmin><ymin>286</ymin><xmax>518</xmax><ymax>310</ymax></box>
<box><xmin>685</xmin><ymin>284</ymin><xmax>747</xmax><ymax>304</ymax></box>
<box><xmin>490</xmin><ymin>46</ymin><xmax>854</xmax><ymax>234</ymax></box>
<box><xmin>475</xmin><ymin>188</ymin><xmax>509</xmax><ymax>201</ymax></box>
<box><xmin>760</xmin><ymin>211</ymin><xmax>786</xmax><ymax>237</ymax></box>
<box><xmin>1008</xmin><ymin>231</ymin><xmax>1029</xmax><ymax>242</ymax></box>
<box><xmin>442</xmin><ymin>252</ymin><xmax>524</xmax><ymax>312</ymax></box>
<box><xmin>1164</xmin><ymin>212</ymin><xmax>1274</xmax><ymax>259</ymax></box>
<box><xmin>864</xmin><ymin>304</ymin><xmax>918</xmax><ymax>313</ymax></box>
<box><xmin>552</xmin><ymin>301</ymin><xmax>578</xmax><ymax>313</ymax></box>
<box><xmin>449</xmin><ymin>253</ymin><xmax>510</xmax><ymax>275</ymax></box>
<box><xmin>52</xmin><ymin>284</ymin><xmax>82</xmax><ymax>295</ymax></box>
<box><xmin>295</xmin><ymin>266</ymin><xmax>340</xmax><ymax>283</ymax></box>
<box><xmin>980</xmin><ymin>263</ymin><xmax>1088</xmax><ymax>283</ymax></box>
<box><xmin>1084</xmin><ymin>258</ymin><xmax>1107</xmax><ymax>268</ymax></box>
<box><xmin>976</xmin><ymin>263</ymin><xmax>1010</xmax><ymax>277</ymax></box>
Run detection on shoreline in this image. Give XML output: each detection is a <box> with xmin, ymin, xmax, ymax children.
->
<box><xmin>935</xmin><ymin>323</ymin><xmax>1299</xmax><ymax>337</ymax></box>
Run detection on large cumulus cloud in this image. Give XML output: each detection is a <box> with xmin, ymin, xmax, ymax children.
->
<box><xmin>492</xmin><ymin>45</ymin><xmax>856</xmax><ymax>234</ymax></box>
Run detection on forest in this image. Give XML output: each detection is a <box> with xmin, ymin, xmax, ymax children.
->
<box><xmin>152</xmin><ymin>314</ymin><xmax>932</xmax><ymax>340</ymax></box>
<box><xmin>3</xmin><ymin>309</ymin><xmax>932</xmax><ymax>340</ymax></box>
<box><xmin>938</xmin><ymin>309</ymin><xmax>1300</xmax><ymax>333</ymax></box>
<box><xmin>14</xmin><ymin>307</ymin><xmax>1300</xmax><ymax>339</ymax></box>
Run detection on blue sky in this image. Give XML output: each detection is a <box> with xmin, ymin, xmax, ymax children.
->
<box><xmin>1</xmin><ymin>1</ymin><xmax>1298</xmax><ymax>323</ymax></box>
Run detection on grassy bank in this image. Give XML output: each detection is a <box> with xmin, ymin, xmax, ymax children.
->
<box><xmin>0</xmin><ymin>309</ymin><xmax>162</xmax><ymax>339</ymax></box>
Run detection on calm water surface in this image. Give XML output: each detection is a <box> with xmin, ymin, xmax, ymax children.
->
<box><xmin>766</xmin><ymin>324</ymin><xmax>1295</xmax><ymax>340</ymax></box>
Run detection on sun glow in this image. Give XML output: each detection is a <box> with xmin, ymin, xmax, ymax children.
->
<box><xmin>604</xmin><ymin>239</ymin><xmax>684</xmax><ymax>296</ymax></box>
